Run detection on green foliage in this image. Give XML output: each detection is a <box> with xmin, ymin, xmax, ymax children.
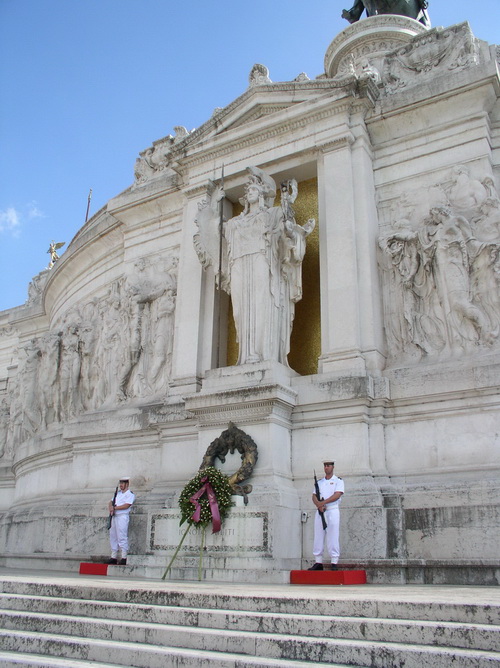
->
<box><xmin>179</xmin><ymin>466</ymin><xmax>233</xmax><ymax>529</ymax></box>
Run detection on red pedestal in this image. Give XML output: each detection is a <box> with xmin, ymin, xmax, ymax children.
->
<box><xmin>79</xmin><ymin>562</ymin><xmax>108</xmax><ymax>576</ymax></box>
<box><xmin>290</xmin><ymin>569</ymin><xmax>367</xmax><ymax>585</ymax></box>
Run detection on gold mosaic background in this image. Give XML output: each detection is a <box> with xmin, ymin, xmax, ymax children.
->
<box><xmin>226</xmin><ymin>177</ymin><xmax>320</xmax><ymax>376</ymax></box>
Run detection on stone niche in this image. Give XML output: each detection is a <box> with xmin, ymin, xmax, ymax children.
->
<box><xmin>0</xmin><ymin>14</ymin><xmax>499</xmax><ymax>585</ymax></box>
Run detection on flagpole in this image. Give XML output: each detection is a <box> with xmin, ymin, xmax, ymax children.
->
<box><xmin>216</xmin><ymin>166</ymin><xmax>224</xmax><ymax>369</ymax></box>
<box><xmin>85</xmin><ymin>188</ymin><xmax>93</xmax><ymax>222</ymax></box>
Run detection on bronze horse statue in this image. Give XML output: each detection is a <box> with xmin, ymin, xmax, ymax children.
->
<box><xmin>342</xmin><ymin>0</ymin><xmax>430</xmax><ymax>27</ymax></box>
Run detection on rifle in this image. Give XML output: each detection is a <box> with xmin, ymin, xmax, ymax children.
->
<box><xmin>314</xmin><ymin>470</ymin><xmax>328</xmax><ymax>530</ymax></box>
<box><xmin>108</xmin><ymin>485</ymin><xmax>118</xmax><ymax>530</ymax></box>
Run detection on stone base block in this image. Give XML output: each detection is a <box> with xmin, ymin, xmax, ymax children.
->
<box><xmin>290</xmin><ymin>569</ymin><xmax>367</xmax><ymax>585</ymax></box>
<box><xmin>342</xmin><ymin>560</ymin><xmax>500</xmax><ymax>586</ymax></box>
<box><xmin>79</xmin><ymin>562</ymin><xmax>108</xmax><ymax>576</ymax></box>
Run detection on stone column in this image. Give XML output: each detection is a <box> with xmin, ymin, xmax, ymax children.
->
<box><xmin>317</xmin><ymin>124</ymin><xmax>384</xmax><ymax>376</ymax></box>
<box><xmin>169</xmin><ymin>191</ymin><xmax>213</xmax><ymax>395</ymax></box>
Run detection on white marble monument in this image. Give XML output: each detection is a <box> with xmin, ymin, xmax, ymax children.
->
<box><xmin>0</xmin><ymin>12</ymin><xmax>499</xmax><ymax>584</ymax></box>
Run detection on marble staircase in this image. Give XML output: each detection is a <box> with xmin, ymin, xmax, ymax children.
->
<box><xmin>0</xmin><ymin>573</ymin><xmax>499</xmax><ymax>667</ymax></box>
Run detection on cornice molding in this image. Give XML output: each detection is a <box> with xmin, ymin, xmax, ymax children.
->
<box><xmin>179</xmin><ymin>97</ymin><xmax>361</xmax><ymax>180</ymax></box>
<box><xmin>185</xmin><ymin>382</ymin><xmax>297</xmax><ymax>427</ymax></box>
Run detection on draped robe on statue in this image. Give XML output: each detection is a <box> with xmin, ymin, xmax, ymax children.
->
<box><xmin>225</xmin><ymin>205</ymin><xmax>304</xmax><ymax>365</ymax></box>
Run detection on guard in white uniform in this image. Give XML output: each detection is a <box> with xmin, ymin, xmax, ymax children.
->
<box><xmin>108</xmin><ymin>477</ymin><xmax>135</xmax><ymax>565</ymax></box>
<box><xmin>309</xmin><ymin>460</ymin><xmax>344</xmax><ymax>570</ymax></box>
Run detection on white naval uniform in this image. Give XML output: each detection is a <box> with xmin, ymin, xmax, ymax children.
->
<box><xmin>109</xmin><ymin>489</ymin><xmax>135</xmax><ymax>558</ymax></box>
<box><xmin>312</xmin><ymin>475</ymin><xmax>344</xmax><ymax>564</ymax></box>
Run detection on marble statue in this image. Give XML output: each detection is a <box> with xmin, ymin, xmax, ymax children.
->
<box><xmin>194</xmin><ymin>166</ymin><xmax>315</xmax><ymax>366</ymax></box>
<box><xmin>341</xmin><ymin>0</ymin><xmax>430</xmax><ymax>27</ymax></box>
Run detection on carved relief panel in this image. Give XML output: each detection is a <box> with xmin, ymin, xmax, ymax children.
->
<box><xmin>0</xmin><ymin>254</ymin><xmax>179</xmax><ymax>456</ymax></box>
<box><xmin>379</xmin><ymin>166</ymin><xmax>500</xmax><ymax>365</ymax></box>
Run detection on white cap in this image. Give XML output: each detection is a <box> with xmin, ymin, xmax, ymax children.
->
<box><xmin>119</xmin><ymin>476</ymin><xmax>130</xmax><ymax>482</ymax></box>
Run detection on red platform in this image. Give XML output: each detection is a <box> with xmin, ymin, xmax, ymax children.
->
<box><xmin>290</xmin><ymin>569</ymin><xmax>366</xmax><ymax>585</ymax></box>
<box><xmin>79</xmin><ymin>562</ymin><xmax>108</xmax><ymax>576</ymax></box>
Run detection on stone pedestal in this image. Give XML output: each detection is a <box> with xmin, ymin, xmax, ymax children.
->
<box><xmin>147</xmin><ymin>362</ymin><xmax>302</xmax><ymax>581</ymax></box>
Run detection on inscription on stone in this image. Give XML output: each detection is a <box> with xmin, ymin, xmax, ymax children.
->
<box><xmin>150</xmin><ymin>511</ymin><xmax>269</xmax><ymax>554</ymax></box>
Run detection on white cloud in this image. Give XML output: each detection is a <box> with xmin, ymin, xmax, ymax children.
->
<box><xmin>27</xmin><ymin>202</ymin><xmax>45</xmax><ymax>220</ymax></box>
<box><xmin>0</xmin><ymin>207</ymin><xmax>21</xmax><ymax>234</ymax></box>
<box><xmin>0</xmin><ymin>201</ymin><xmax>46</xmax><ymax>236</ymax></box>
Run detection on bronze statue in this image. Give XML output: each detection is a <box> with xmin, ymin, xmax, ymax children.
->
<box><xmin>47</xmin><ymin>241</ymin><xmax>65</xmax><ymax>269</ymax></box>
<box><xmin>342</xmin><ymin>0</ymin><xmax>430</xmax><ymax>28</ymax></box>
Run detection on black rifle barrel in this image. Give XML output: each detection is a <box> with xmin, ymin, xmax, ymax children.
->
<box><xmin>108</xmin><ymin>485</ymin><xmax>118</xmax><ymax>530</ymax></box>
<box><xmin>314</xmin><ymin>471</ymin><xmax>328</xmax><ymax>530</ymax></box>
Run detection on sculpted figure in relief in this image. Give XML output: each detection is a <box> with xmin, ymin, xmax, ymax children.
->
<box><xmin>419</xmin><ymin>207</ymin><xmax>496</xmax><ymax>349</ymax></box>
<box><xmin>18</xmin><ymin>338</ymin><xmax>42</xmax><ymax>435</ymax></box>
<box><xmin>0</xmin><ymin>397</ymin><xmax>9</xmax><ymax>458</ymax></box>
<box><xmin>147</xmin><ymin>258</ymin><xmax>178</xmax><ymax>396</ymax></box>
<box><xmin>78</xmin><ymin>301</ymin><xmax>99</xmax><ymax>411</ymax></box>
<box><xmin>116</xmin><ymin>257</ymin><xmax>178</xmax><ymax>400</ymax></box>
<box><xmin>194</xmin><ymin>166</ymin><xmax>315</xmax><ymax>366</ymax></box>
<box><xmin>58</xmin><ymin>324</ymin><xmax>82</xmax><ymax>419</ymax></box>
<box><xmin>39</xmin><ymin>332</ymin><xmax>62</xmax><ymax>426</ymax></box>
<box><xmin>447</xmin><ymin>165</ymin><xmax>488</xmax><ymax>216</ymax></box>
<box><xmin>379</xmin><ymin>167</ymin><xmax>500</xmax><ymax>363</ymax></box>
<box><xmin>116</xmin><ymin>260</ymin><xmax>151</xmax><ymax>401</ymax></box>
<box><xmin>472</xmin><ymin>198</ymin><xmax>500</xmax><ymax>243</ymax></box>
<box><xmin>7</xmin><ymin>253</ymin><xmax>178</xmax><ymax>441</ymax></box>
<box><xmin>341</xmin><ymin>0</ymin><xmax>430</xmax><ymax>27</ymax></box>
<box><xmin>95</xmin><ymin>286</ymin><xmax>127</xmax><ymax>406</ymax></box>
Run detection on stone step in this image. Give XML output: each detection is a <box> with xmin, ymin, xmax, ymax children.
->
<box><xmin>0</xmin><ymin>634</ymin><xmax>361</xmax><ymax>668</ymax></box>
<box><xmin>1</xmin><ymin>626</ymin><xmax>499</xmax><ymax>668</ymax></box>
<box><xmin>1</xmin><ymin>579</ymin><xmax>498</xmax><ymax>624</ymax></box>
<box><xmin>0</xmin><ymin>653</ymin><xmax>131</xmax><ymax>668</ymax></box>
<box><xmin>0</xmin><ymin>594</ymin><xmax>498</xmax><ymax>652</ymax></box>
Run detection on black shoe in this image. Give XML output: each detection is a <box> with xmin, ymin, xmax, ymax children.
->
<box><xmin>330</xmin><ymin>564</ymin><xmax>338</xmax><ymax>570</ymax></box>
<box><xmin>107</xmin><ymin>558</ymin><xmax>117</xmax><ymax>565</ymax></box>
<box><xmin>308</xmin><ymin>563</ymin><xmax>323</xmax><ymax>571</ymax></box>
<box><xmin>119</xmin><ymin>558</ymin><xmax>127</xmax><ymax>565</ymax></box>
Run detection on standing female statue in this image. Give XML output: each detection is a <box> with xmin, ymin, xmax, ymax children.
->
<box><xmin>194</xmin><ymin>166</ymin><xmax>315</xmax><ymax>366</ymax></box>
<box><xmin>342</xmin><ymin>0</ymin><xmax>430</xmax><ymax>27</ymax></box>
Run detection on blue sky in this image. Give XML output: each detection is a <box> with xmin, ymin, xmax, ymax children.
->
<box><xmin>1</xmin><ymin>0</ymin><xmax>498</xmax><ymax>312</ymax></box>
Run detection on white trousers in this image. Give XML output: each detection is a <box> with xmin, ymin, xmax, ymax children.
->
<box><xmin>109</xmin><ymin>513</ymin><xmax>130</xmax><ymax>557</ymax></box>
<box><xmin>312</xmin><ymin>506</ymin><xmax>340</xmax><ymax>564</ymax></box>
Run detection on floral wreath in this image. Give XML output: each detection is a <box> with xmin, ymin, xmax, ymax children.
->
<box><xmin>178</xmin><ymin>466</ymin><xmax>233</xmax><ymax>532</ymax></box>
<box><xmin>162</xmin><ymin>466</ymin><xmax>234</xmax><ymax>581</ymax></box>
<box><xmin>162</xmin><ymin>424</ymin><xmax>258</xmax><ymax>581</ymax></box>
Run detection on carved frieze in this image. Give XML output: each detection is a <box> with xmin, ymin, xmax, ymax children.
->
<box><xmin>0</xmin><ymin>254</ymin><xmax>179</xmax><ymax>457</ymax></box>
<box><xmin>185</xmin><ymin>383</ymin><xmax>297</xmax><ymax>428</ymax></box>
